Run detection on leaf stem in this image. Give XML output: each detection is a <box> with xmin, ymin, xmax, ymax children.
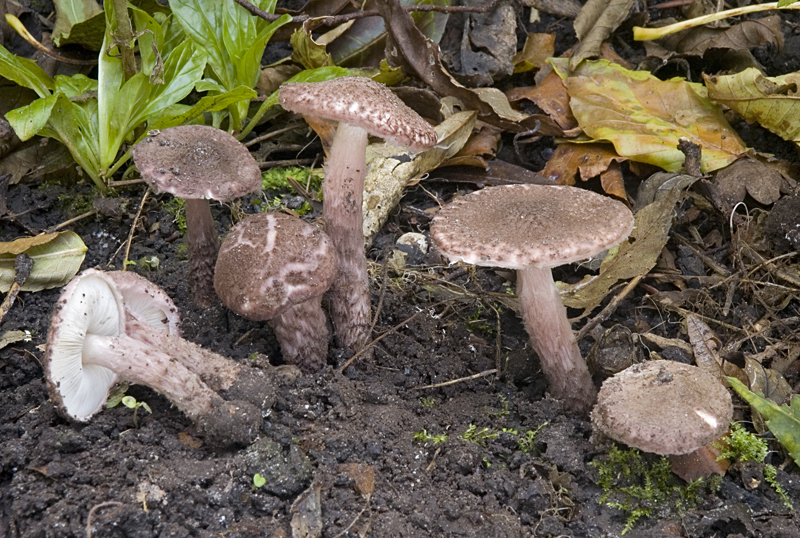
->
<box><xmin>110</xmin><ymin>0</ymin><xmax>137</xmax><ymax>81</ymax></box>
<box><xmin>633</xmin><ymin>2</ymin><xmax>798</xmax><ymax>40</ymax></box>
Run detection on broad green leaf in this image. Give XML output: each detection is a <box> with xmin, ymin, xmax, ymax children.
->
<box><xmin>54</xmin><ymin>73</ymin><xmax>98</xmax><ymax>98</ymax></box>
<box><xmin>0</xmin><ymin>232</ymin><xmax>87</xmax><ymax>293</ymax></box>
<box><xmin>550</xmin><ymin>58</ymin><xmax>745</xmax><ymax>173</ymax></box>
<box><xmin>0</xmin><ymin>44</ymin><xmax>54</xmax><ymax>97</ymax></box>
<box><xmin>148</xmin><ymin>86</ymin><xmax>257</xmax><ymax>130</ymax></box>
<box><xmin>52</xmin><ymin>0</ymin><xmax>105</xmax><ymax>50</ymax></box>
<box><xmin>728</xmin><ymin>377</ymin><xmax>800</xmax><ymax>467</ymax></box>
<box><xmin>47</xmin><ymin>93</ymin><xmax>103</xmax><ymax>184</ymax></box>
<box><xmin>6</xmin><ymin>94</ymin><xmax>59</xmax><ymax>141</ymax></box>
<box><xmin>705</xmin><ymin>68</ymin><xmax>800</xmax><ymax>143</ymax></box>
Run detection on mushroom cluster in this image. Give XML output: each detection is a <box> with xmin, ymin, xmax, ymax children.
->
<box><xmin>45</xmin><ymin>269</ymin><xmax>271</xmax><ymax>447</ymax></box>
<box><xmin>131</xmin><ymin>125</ymin><xmax>262</xmax><ymax>307</ymax></box>
<box><xmin>431</xmin><ymin>184</ymin><xmax>634</xmax><ymax>414</ymax></box>
<box><xmin>279</xmin><ymin>76</ymin><xmax>438</xmax><ymax>356</ymax></box>
<box><xmin>215</xmin><ymin>212</ymin><xmax>337</xmax><ymax>373</ymax></box>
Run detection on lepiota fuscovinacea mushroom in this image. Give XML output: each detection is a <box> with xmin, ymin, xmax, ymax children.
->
<box><xmin>44</xmin><ymin>269</ymin><xmax>261</xmax><ymax>447</ymax></box>
<box><xmin>131</xmin><ymin>125</ymin><xmax>262</xmax><ymax>307</ymax></box>
<box><xmin>431</xmin><ymin>184</ymin><xmax>634</xmax><ymax>415</ymax></box>
<box><xmin>592</xmin><ymin>360</ymin><xmax>732</xmax><ymax>456</ymax></box>
<box><xmin>102</xmin><ymin>270</ymin><xmax>275</xmax><ymax>410</ymax></box>
<box><xmin>278</xmin><ymin>76</ymin><xmax>437</xmax><ymax>356</ymax></box>
<box><xmin>214</xmin><ymin>212</ymin><xmax>336</xmax><ymax>373</ymax></box>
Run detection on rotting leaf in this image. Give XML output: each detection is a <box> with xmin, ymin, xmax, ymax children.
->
<box><xmin>705</xmin><ymin>68</ymin><xmax>800</xmax><ymax>144</ymax></box>
<box><xmin>550</xmin><ymin>58</ymin><xmax>746</xmax><ymax>172</ymax></box>
<box><xmin>571</xmin><ymin>0</ymin><xmax>636</xmax><ymax>68</ymax></box>
<box><xmin>513</xmin><ymin>33</ymin><xmax>555</xmax><ymax>74</ymax></box>
<box><xmin>540</xmin><ymin>142</ymin><xmax>626</xmax><ymax>188</ymax></box>
<box><xmin>728</xmin><ymin>377</ymin><xmax>800</xmax><ymax>468</ymax></box>
<box><xmin>362</xmin><ymin>110</ymin><xmax>476</xmax><ymax>239</ymax></box>
<box><xmin>658</xmin><ymin>15</ymin><xmax>783</xmax><ymax>57</ymax></box>
<box><xmin>712</xmin><ymin>158</ymin><xmax>786</xmax><ymax>213</ymax></box>
<box><xmin>0</xmin><ymin>231</ymin><xmax>87</xmax><ymax>293</ymax></box>
<box><xmin>558</xmin><ymin>182</ymin><xmax>686</xmax><ymax>313</ymax></box>
<box><xmin>506</xmin><ymin>69</ymin><xmax>578</xmax><ymax>132</ymax></box>
<box><xmin>52</xmin><ymin>0</ymin><xmax>106</xmax><ymax>50</ymax></box>
<box><xmin>337</xmin><ymin>463</ymin><xmax>375</xmax><ymax>498</ymax></box>
<box><xmin>1</xmin><ymin>330</ymin><xmax>30</xmax><ymax>350</ymax></box>
<box><xmin>290</xmin><ymin>28</ymin><xmax>334</xmax><ymax>69</ymax></box>
<box><xmin>290</xmin><ymin>481</ymin><xmax>323</xmax><ymax>538</ymax></box>
<box><xmin>450</xmin><ymin>1</ymin><xmax>516</xmax><ymax>86</ymax></box>
<box><xmin>743</xmin><ymin>357</ymin><xmax>793</xmax><ymax>407</ymax></box>
<box><xmin>686</xmin><ymin>313</ymin><xmax>727</xmax><ymax>386</ymax></box>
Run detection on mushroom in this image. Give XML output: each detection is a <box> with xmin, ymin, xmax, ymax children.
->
<box><xmin>430</xmin><ymin>184</ymin><xmax>634</xmax><ymax>414</ymax></box>
<box><xmin>45</xmin><ymin>269</ymin><xmax>261</xmax><ymax>447</ymax></box>
<box><xmin>214</xmin><ymin>212</ymin><xmax>337</xmax><ymax>373</ymax></box>
<box><xmin>131</xmin><ymin>125</ymin><xmax>262</xmax><ymax>307</ymax></box>
<box><xmin>102</xmin><ymin>270</ymin><xmax>275</xmax><ymax>410</ymax></box>
<box><xmin>278</xmin><ymin>76</ymin><xmax>437</xmax><ymax>355</ymax></box>
<box><xmin>592</xmin><ymin>360</ymin><xmax>733</xmax><ymax>456</ymax></box>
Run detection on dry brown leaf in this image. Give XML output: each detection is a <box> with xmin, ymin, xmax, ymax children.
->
<box><xmin>444</xmin><ymin>122</ymin><xmax>502</xmax><ymax>168</ymax></box>
<box><xmin>659</xmin><ymin>15</ymin><xmax>783</xmax><ymax>57</ymax></box>
<box><xmin>540</xmin><ymin>143</ymin><xmax>626</xmax><ymax>187</ymax></box>
<box><xmin>572</xmin><ymin>0</ymin><xmax>636</xmax><ymax>68</ymax></box>
<box><xmin>506</xmin><ymin>70</ymin><xmax>577</xmax><ymax>131</ymax></box>
<box><xmin>686</xmin><ymin>313</ymin><xmax>728</xmax><ymax>386</ymax></box>
<box><xmin>337</xmin><ymin>463</ymin><xmax>375</xmax><ymax>498</ymax></box>
<box><xmin>713</xmin><ymin>158</ymin><xmax>786</xmax><ymax>211</ymax></box>
<box><xmin>600</xmin><ymin>161</ymin><xmax>627</xmax><ymax>201</ymax></box>
<box><xmin>513</xmin><ymin>33</ymin><xmax>556</xmax><ymax>73</ymax></box>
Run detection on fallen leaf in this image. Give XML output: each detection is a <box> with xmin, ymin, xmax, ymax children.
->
<box><xmin>0</xmin><ymin>330</ymin><xmax>29</xmax><ymax>350</ymax></box>
<box><xmin>713</xmin><ymin>158</ymin><xmax>785</xmax><ymax>212</ymax></box>
<box><xmin>728</xmin><ymin>377</ymin><xmax>800</xmax><ymax>468</ymax></box>
<box><xmin>571</xmin><ymin>0</ymin><xmax>636</xmax><ymax>68</ymax></box>
<box><xmin>52</xmin><ymin>0</ymin><xmax>105</xmax><ymax>50</ymax></box>
<box><xmin>600</xmin><ymin>161</ymin><xmax>627</xmax><ymax>200</ymax></box>
<box><xmin>0</xmin><ymin>231</ymin><xmax>87</xmax><ymax>292</ymax></box>
<box><xmin>686</xmin><ymin>313</ymin><xmax>727</xmax><ymax>385</ymax></box>
<box><xmin>290</xmin><ymin>482</ymin><xmax>323</xmax><ymax>538</ymax></box>
<box><xmin>450</xmin><ymin>1</ymin><xmax>516</xmax><ymax>86</ymax></box>
<box><xmin>506</xmin><ymin>69</ymin><xmax>577</xmax><ymax>131</ymax></box>
<box><xmin>337</xmin><ymin>463</ymin><xmax>375</xmax><ymax>497</ymax></box>
<box><xmin>551</xmin><ymin>58</ymin><xmax>746</xmax><ymax>172</ymax></box>
<box><xmin>658</xmin><ymin>15</ymin><xmax>783</xmax><ymax>57</ymax></box>
<box><xmin>443</xmin><ymin>122</ymin><xmax>501</xmax><ymax>167</ymax></box>
<box><xmin>540</xmin><ymin>142</ymin><xmax>626</xmax><ymax>187</ymax></box>
<box><xmin>513</xmin><ymin>33</ymin><xmax>556</xmax><ymax>73</ymax></box>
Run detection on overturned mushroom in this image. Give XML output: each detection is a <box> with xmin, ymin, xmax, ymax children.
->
<box><xmin>431</xmin><ymin>184</ymin><xmax>634</xmax><ymax>414</ymax></box>
<box><xmin>45</xmin><ymin>270</ymin><xmax>261</xmax><ymax>447</ymax></box>
<box><xmin>103</xmin><ymin>270</ymin><xmax>275</xmax><ymax>409</ymax></box>
<box><xmin>131</xmin><ymin>126</ymin><xmax>262</xmax><ymax>307</ymax></box>
<box><xmin>279</xmin><ymin>77</ymin><xmax>437</xmax><ymax>355</ymax></box>
<box><xmin>215</xmin><ymin>212</ymin><xmax>336</xmax><ymax>373</ymax></box>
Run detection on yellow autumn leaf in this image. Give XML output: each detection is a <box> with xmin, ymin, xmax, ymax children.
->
<box><xmin>550</xmin><ymin>58</ymin><xmax>746</xmax><ymax>172</ymax></box>
<box><xmin>705</xmin><ymin>68</ymin><xmax>800</xmax><ymax>142</ymax></box>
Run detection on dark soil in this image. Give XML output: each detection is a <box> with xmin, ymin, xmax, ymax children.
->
<box><xmin>2</xmin><ymin>3</ymin><xmax>800</xmax><ymax>538</ymax></box>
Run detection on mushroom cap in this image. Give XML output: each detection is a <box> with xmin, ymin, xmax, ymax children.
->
<box><xmin>132</xmin><ymin>125</ymin><xmax>262</xmax><ymax>201</ymax></box>
<box><xmin>102</xmin><ymin>271</ymin><xmax>181</xmax><ymax>336</ymax></box>
<box><xmin>592</xmin><ymin>360</ymin><xmax>733</xmax><ymax>455</ymax></box>
<box><xmin>44</xmin><ymin>269</ymin><xmax>124</xmax><ymax>422</ymax></box>
<box><xmin>278</xmin><ymin>76</ymin><xmax>438</xmax><ymax>154</ymax></box>
<box><xmin>430</xmin><ymin>184</ymin><xmax>634</xmax><ymax>270</ymax></box>
<box><xmin>214</xmin><ymin>213</ymin><xmax>337</xmax><ymax>320</ymax></box>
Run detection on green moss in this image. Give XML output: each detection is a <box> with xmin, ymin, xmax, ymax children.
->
<box><xmin>259</xmin><ymin>167</ymin><xmax>323</xmax><ymax>215</ymax></box>
<box><xmin>413</xmin><ymin>430</ymin><xmax>448</xmax><ymax>445</ymax></box>
<box><xmin>591</xmin><ymin>445</ymin><xmax>716</xmax><ymax>534</ymax></box>
<box><xmin>57</xmin><ymin>193</ymin><xmax>95</xmax><ymax>218</ymax></box>
<box><xmin>162</xmin><ymin>198</ymin><xmax>187</xmax><ymax>235</ymax></box>
<box><xmin>420</xmin><ymin>397</ymin><xmax>437</xmax><ymax>408</ymax></box>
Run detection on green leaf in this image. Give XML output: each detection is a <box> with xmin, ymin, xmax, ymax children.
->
<box><xmin>5</xmin><ymin>94</ymin><xmax>59</xmax><ymax>141</ymax></box>
<box><xmin>550</xmin><ymin>58</ymin><xmax>746</xmax><ymax>173</ymax></box>
<box><xmin>52</xmin><ymin>0</ymin><xmax>106</xmax><ymax>50</ymax></box>
<box><xmin>0</xmin><ymin>44</ymin><xmax>54</xmax><ymax>97</ymax></box>
<box><xmin>148</xmin><ymin>86</ymin><xmax>257</xmax><ymax>130</ymax></box>
<box><xmin>46</xmin><ymin>93</ymin><xmax>103</xmax><ymax>184</ymax></box>
<box><xmin>728</xmin><ymin>377</ymin><xmax>800</xmax><ymax>468</ymax></box>
<box><xmin>0</xmin><ymin>232</ymin><xmax>87</xmax><ymax>293</ymax></box>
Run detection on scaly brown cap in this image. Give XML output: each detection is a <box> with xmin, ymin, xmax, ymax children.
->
<box><xmin>431</xmin><ymin>184</ymin><xmax>634</xmax><ymax>270</ymax></box>
<box><xmin>592</xmin><ymin>360</ymin><xmax>733</xmax><ymax>455</ymax></box>
<box><xmin>132</xmin><ymin>125</ymin><xmax>262</xmax><ymax>201</ymax></box>
<box><xmin>278</xmin><ymin>76</ymin><xmax>438</xmax><ymax>154</ymax></box>
<box><xmin>214</xmin><ymin>213</ymin><xmax>336</xmax><ymax>320</ymax></box>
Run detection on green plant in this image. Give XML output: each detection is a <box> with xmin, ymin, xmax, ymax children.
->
<box><xmin>518</xmin><ymin>422</ymin><xmax>548</xmax><ymax>455</ymax></box>
<box><xmin>169</xmin><ymin>0</ymin><xmax>290</xmax><ymax>131</ymax></box>
<box><xmin>253</xmin><ymin>473</ymin><xmax>266</xmax><ymax>489</ymax></box>
<box><xmin>714</xmin><ymin>422</ymin><xmax>793</xmax><ymax>509</ymax></box>
<box><xmin>591</xmin><ymin>445</ymin><xmax>714</xmax><ymax>535</ymax></box>
<box><xmin>413</xmin><ymin>430</ymin><xmax>448</xmax><ymax>445</ymax></box>
<box><xmin>420</xmin><ymin>397</ymin><xmax>437</xmax><ymax>408</ymax></box>
<box><xmin>460</xmin><ymin>424</ymin><xmax>498</xmax><ymax>445</ymax></box>
<box><xmin>121</xmin><ymin>395</ymin><xmax>152</xmax><ymax>428</ymax></box>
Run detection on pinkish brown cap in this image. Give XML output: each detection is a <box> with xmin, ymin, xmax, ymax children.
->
<box><xmin>431</xmin><ymin>184</ymin><xmax>634</xmax><ymax>270</ymax></box>
<box><xmin>132</xmin><ymin>125</ymin><xmax>262</xmax><ymax>201</ymax></box>
<box><xmin>592</xmin><ymin>360</ymin><xmax>733</xmax><ymax>455</ymax></box>
<box><xmin>214</xmin><ymin>213</ymin><xmax>336</xmax><ymax>320</ymax></box>
<box><xmin>278</xmin><ymin>76</ymin><xmax>438</xmax><ymax>154</ymax></box>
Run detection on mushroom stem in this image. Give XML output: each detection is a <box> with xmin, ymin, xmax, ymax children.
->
<box><xmin>82</xmin><ymin>333</ymin><xmax>218</xmax><ymax>420</ymax></box>
<box><xmin>517</xmin><ymin>267</ymin><xmax>596</xmax><ymax>414</ymax></box>
<box><xmin>323</xmin><ymin>122</ymin><xmax>372</xmax><ymax>355</ymax></box>
<box><xmin>271</xmin><ymin>298</ymin><xmax>329</xmax><ymax>373</ymax></box>
<box><xmin>184</xmin><ymin>198</ymin><xmax>220</xmax><ymax>308</ymax></box>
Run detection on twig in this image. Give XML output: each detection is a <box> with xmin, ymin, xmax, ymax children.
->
<box><xmin>259</xmin><ymin>158</ymin><xmax>315</xmax><ymax>169</ymax></box>
<box><xmin>121</xmin><ymin>190</ymin><xmax>150</xmax><ymax>270</ymax></box>
<box><xmin>412</xmin><ymin>368</ymin><xmax>498</xmax><ymax>390</ymax></box>
<box><xmin>576</xmin><ymin>274</ymin><xmax>644</xmax><ymax>342</ymax></box>
<box><xmin>0</xmin><ymin>254</ymin><xmax>34</xmax><ymax>325</ymax></box>
<box><xmin>5</xmin><ymin>14</ymin><xmax>98</xmax><ymax>66</ymax></box>
<box><xmin>339</xmin><ymin>299</ymin><xmax>453</xmax><ymax>372</ymax></box>
<box><xmin>233</xmin><ymin>0</ymin><xmax>501</xmax><ymax>25</ymax></box>
<box><xmin>244</xmin><ymin>124</ymin><xmax>304</xmax><ymax>147</ymax></box>
<box><xmin>45</xmin><ymin>210</ymin><xmax>97</xmax><ymax>233</ymax></box>
<box><xmin>86</xmin><ymin>501</ymin><xmax>123</xmax><ymax>538</ymax></box>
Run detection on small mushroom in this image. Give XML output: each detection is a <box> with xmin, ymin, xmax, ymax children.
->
<box><xmin>45</xmin><ymin>270</ymin><xmax>261</xmax><ymax>447</ymax></box>
<box><xmin>214</xmin><ymin>212</ymin><xmax>336</xmax><ymax>373</ymax></box>
<box><xmin>592</xmin><ymin>360</ymin><xmax>733</xmax><ymax>456</ymax></box>
<box><xmin>131</xmin><ymin>126</ymin><xmax>262</xmax><ymax>307</ymax></box>
<box><xmin>279</xmin><ymin>77</ymin><xmax>437</xmax><ymax>355</ymax></box>
<box><xmin>103</xmin><ymin>270</ymin><xmax>275</xmax><ymax>410</ymax></box>
<box><xmin>430</xmin><ymin>184</ymin><xmax>634</xmax><ymax>414</ymax></box>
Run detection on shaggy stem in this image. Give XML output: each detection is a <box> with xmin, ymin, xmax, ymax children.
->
<box><xmin>634</xmin><ymin>2</ymin><xmax>795</xmax><ymax>41</ymax></box>
<box><xmin>271</xmin><ymin>298</ymin><xmax>330</xmax><ymax>373</ymax></box>
<box><xmin>517</xmin><ymin>267</ymin><xmax>596</xmax><ymax>415</ymax></box>
<box><xmin>324</xmin><ymin>122</ymin><xmax>371</xmax><ymax>355</ymax></box>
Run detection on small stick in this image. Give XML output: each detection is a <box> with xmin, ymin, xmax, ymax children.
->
<box><xmin>86</xmin><ymin>501</ymin><xmax>123</xmax><ymax>538</ymax></box>
<box><xmin>576</xmin><ymin>274</ymin><xmax>644</xmax><ymax>342</ymax></box>
<box><xmin>45</xmin><ymin>210</ymin><xmax>97</xmax><ymax>233</ymax></box>
<box><xmin>121</xmin><ymin>190</ymin><xmax>150</xmax><ymax>271</ymax></box>
<box><xmin>0</xmin><ymin>254</ymin><xmax>34</xmax><ymax>324</ymax></box>
<box><xmin>412</xmin><ymin>369</ymin><xmax>498</xmax><ymax>390</ymax></box>
<box><xmin>5</xmin><ymin>14</ymin><xmax>97</xmax><ymax>66</ymax></box>
<box><xmin>259</xmin><ymin>158</ymin><xmax>315</xmax><ymax>169</ymax></box>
